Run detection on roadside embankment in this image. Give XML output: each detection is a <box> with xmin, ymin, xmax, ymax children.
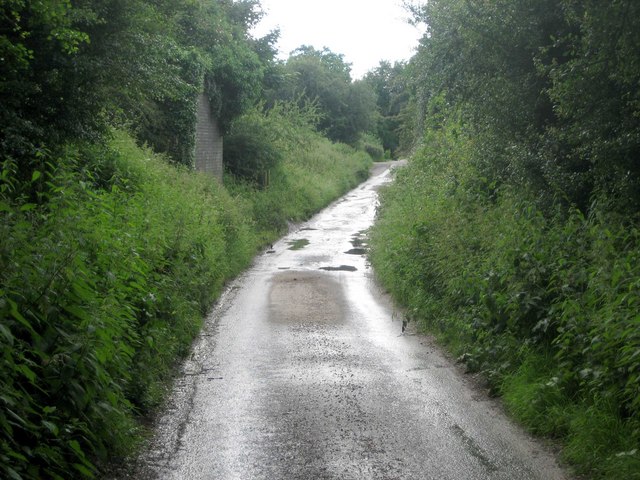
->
<box><xmin>369</xmin><ymin>127</ymin><xmax>640</xmax><ymax>480</ymax></box>
<box><xmin>0</xmin><ymin>128</ymin><xmax>371</xmax><ymax>479</ymax></box>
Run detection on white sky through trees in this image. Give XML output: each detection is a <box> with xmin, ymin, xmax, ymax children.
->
<box><xmin>252</xmin><ymin>0</ymin><xmax>424</xmax><ymax>79</ymax></box>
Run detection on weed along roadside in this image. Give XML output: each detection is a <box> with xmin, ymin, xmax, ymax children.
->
<box><xmin>129</xmin><ymin>160</ymin><xmax>569</xmax><ymax>480</ymax></box>
<box><xmin>369</xmin><ymin>132</ymin><xmax>640</xmax><ymax>480</ymax></box>
<box><xmin>3</xmin><ymin>0</ymin><xmax>638</xmax><ymax>478</ymax></box>
<box><xmin>366</xmin><ymin>2</ymin><xmax>640</xmax><ymax>478</ymax></box>
<box><xmin>0</xmin><ymin>126</ymin><xmax>372</xmax><ymax>478</ymax></box>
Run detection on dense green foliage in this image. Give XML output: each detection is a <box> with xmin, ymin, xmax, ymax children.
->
<box><xmin>370</xmin><ymin>1</ymin><xmax>640</xmax><ymax>478</ymax></box>
<box><xmin>1</xmin><ymin>131</ymin><xmax>254</xmax><ymax>478</ymax></box>
<box><xmin>0</xmin><ymin>0</ymin><xmax>379</xmax><ymax>477</ymax></box>
<box><xmin>402</xmin><ymin>0</ymin><xmax>640</xmax><ymax>213</ymax></box>
<box><xmin>223</xmin><ymin>100</ymin><xmax>320</xmax><ymax>185</ymax></box>
<box><xmin>0</xmin><ymin>0</ymin><xmax>270</xmax><ymax>176</ymax></box>
<box><xmin>272</xmin><ymin>46</ymin><xmax>378</xmax><ymax>146</ymax></box>
<box><xmin>363</xmin><ymin>61</ymin><xmax>410</xmax><ymax>157</ymax></box>
<box><xmin>0</xmin><ymin>124</ymin><xmax>370</xmax><ymax>478</ymax></box>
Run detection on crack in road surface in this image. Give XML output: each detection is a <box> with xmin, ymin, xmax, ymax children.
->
<box><xmin>129</xmin><ymin>162</ymin><xmax>571</xmax><ymax>480</ymax></box>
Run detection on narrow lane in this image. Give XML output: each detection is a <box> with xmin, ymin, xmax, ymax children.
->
<box><xmin>132</xmin><ymin>164</ymin><xmax>570</xmax><ymax>480</ymax></box>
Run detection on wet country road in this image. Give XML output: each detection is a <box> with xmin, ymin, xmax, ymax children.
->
<box><xmin>132</xmin><ymin>163</ymin><xmax>570</xmax><ymax>480</ymax></box>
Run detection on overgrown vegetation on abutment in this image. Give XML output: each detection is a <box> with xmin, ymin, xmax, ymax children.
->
<box><xmin>2</xmin><ymin>0</ymin><xmax>639</xmax><ymax>479</ymax></box>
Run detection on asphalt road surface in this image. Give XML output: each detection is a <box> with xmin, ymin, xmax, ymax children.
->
<box><xmin>131</xmin><ymin>162</ymin><xmax>571</xmax><ymax>480</ymax></box>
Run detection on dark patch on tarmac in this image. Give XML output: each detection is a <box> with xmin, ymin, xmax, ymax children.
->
<box><xmin>345</xmin><ymin>248</ymin><xmax>367</xmax><ymax>255</ymax></box>
<box><xmin>351</xmin><ymin>230</ymin><xmax>368</xmax><ymax>248</ymax></box>
<box><xmin>450</xmin><ymin>424</ymin><xmax>499</xmax><ymax>473</ymax></box>
<box><xmin>288</xmin><ymin>238</ymin><xmax>310</xmax><ymax>250</ymax></box>
<box><xmin>319</xmin><ymin>265</ymin><xmax>358</xmax><ymax>272</ymax></box>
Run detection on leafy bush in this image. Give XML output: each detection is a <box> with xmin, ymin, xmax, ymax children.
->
<box><xmin>224</xmin><ymin>118</ymin><xmax>282</xmax><ymax>185</ymax></box>
<box><xmin>0</xmin><ymin>124</ymin><xmax>371</xmax><ymax>478</ymax></box>
<box><xmin>226</xmin><ymin>103</ymin><xmax>371</xmax><ymax>237</ymax></box>
<box><xmin>357</xmin><ymin>133</ymin><xmax>385</xmax><ymax>161</ymax></box>
<box><xmin>274</xmin><ymin>46</ymin><xmax>377</xmax><ymax>145</ymax></box>
<box><xmin>369</xmin><ymin>117</ymin><xmax>640</xmax><ymax>479</ymax></box>
<box><xmin>0</xmin><ymin>131</ymin><xmax>258</xmax><ymax>478</ymax></box>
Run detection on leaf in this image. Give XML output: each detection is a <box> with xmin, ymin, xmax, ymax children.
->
<box><xmin>7</xmin><ymin>299</ymin><xmax>35</xmax><ymax>335</ymax></box>
<box><xmin>62</xmin><ymin>304</ymin><xmax>90</xmax><ymax>322</ymax></box>
<box><xmin>7</xmin><ymin>450</ymin><xmax>28</xmax><ymax>462</ymax></box>
<box><xmin>31</xmin><ymin>171</ymin><xmax>41</xmax><ymax>182</ymax></box>
<box><xmin>6</xmin><ymin>409</ymin><xmax>27</xmax><ymax>427</ymax></box>
<box><xmin>42</xmin><ymin>420</ymin><xmax>59</xmax><ymax>436</ymax></box>
<box><xmin>17</xmin><ymin>364</ymin><xmax>37</xmax><ymax>383</ymax></box>
<box><xmin>45</xmin><ymin>471</ymin><xmax>66</xmax><ymax>480</ymax></box>
<box><xmin>0</xmin><ymin>393</ymin><xmax>16</xmax><ymax>406</ymax></box>
<box><xmin>0</xmin><ymin>324</ymin><xmax>14</xmax><ymax>345</ymax></box>
<box><xmin>67</xmin><ymin>440</ymin><xmax>83</xmax><ymax>456</ymax></box>
<box><xmin>72</xmin><ymin>463</ymin><xmax>95</xmax><ymax>478</ymax></box>
<box><xmin>19</xmin><ymin>203</ymin><xmax>36</xmax><ymax>212</ymax></box>
<box><xmin>0</xmin><ymin>415</ymin><xmax>14</xmax><ymax>435</ymax></box>
<box><xmin>5</xmin><ymin>466</ymin><xmax>23</xmax><ymax>480</ymax></box>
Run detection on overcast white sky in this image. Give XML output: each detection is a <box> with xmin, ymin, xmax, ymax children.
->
<box><xmin>251</xmin><ymin>0</ymin><xmax>425</xmax><ymax>79</ymax></box>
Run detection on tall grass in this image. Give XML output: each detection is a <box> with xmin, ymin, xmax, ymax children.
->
<box><xmin>225</xmin><ymin>104</ymin><xmax>371</xmax><ymax>239</ymax></box>
<box><xmin>369</xmin><ymin>118</ymin><xmax>640</xmax><ymax>479</ymax></box>
<box><xmin>0</xmin><ymin>123</ymin><xmax>370</xmax><ymax>479</ymax></box>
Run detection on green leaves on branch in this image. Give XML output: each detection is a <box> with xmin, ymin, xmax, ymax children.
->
<box><xmin>1</xmin><ymin>0</ymin><xmax>273</xmax><ymax>176</ymax></box>
<box><xmin>273</xmin><ymin>46</ymin><xmax>378</xmax><ymax>146</ymax></box>
<box><xmin>363</xmin><ymin>61</ymin><xmax>410</xmax><ymax>157</ymax></box>
<box><xmin>406</xmin><ymin>0</ymin><xmax>640</xmax><ymax>213</ymax></box>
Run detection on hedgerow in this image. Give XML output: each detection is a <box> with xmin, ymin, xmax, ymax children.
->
<box><xmin>369</xmin><ymin>118</ymin><xmax>640</xmax><ymax>479</ymax></box>
<box><xmin>0</xmin><ymin>125</ymin><xmax>370</xmax><ymax>479</ymax></box>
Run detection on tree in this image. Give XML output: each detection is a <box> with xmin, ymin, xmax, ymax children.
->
<box><xmin>539</xmin><ymin>0</ymin><xmax>640</xmax><ymax>211</ymax></box>
<box><xmin>364</xmin><ymin>61</ymin><xmax>410</xmax><ymax>155</ymax></box>
<box><xmin>0</xmin><ymin>0</ymin><xmax>277</xmax><ymax>175</ymax></box>
<box><xmin>403</xmin><ymin>0</ymin><xmax>640</xmax><ymax>211</ymax></box>
<box><xmin>1</xmin><ymin>0</ymin><xmax>92</xmax><ymax>187</ymax></box>
<box><xmin>278</xmin><ymin>46</ymin><xmax>376</xmax><ymax>145</ymax></box>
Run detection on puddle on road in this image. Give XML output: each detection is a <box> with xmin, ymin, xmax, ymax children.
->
<box><xmin>351</xmin><ymin>230</ymin><xmax>369</xmax><ymax>248</ymax></box>
<box><xmin>269</xmin><ymin>271</ymin><xmax>345</xmax><ymax>325</ymax></box>
<box><xmin>300</xmin><ymin>227</ymin><xmax>317</xmax><ymax>231</ymax></box>
<box><xmin>319</xmin><ymin>265</ymin><xmax>358</xmax><ymax>272</ymax></box>
<box><xmin>345</xmin><ymin>248</ymin><xmax>367</xmax><ymax>255</ymax></box>
<box><xmin>287</xmin><ymin>239</ymin><xmax>310</xmax><ymax>250</ymax></box>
